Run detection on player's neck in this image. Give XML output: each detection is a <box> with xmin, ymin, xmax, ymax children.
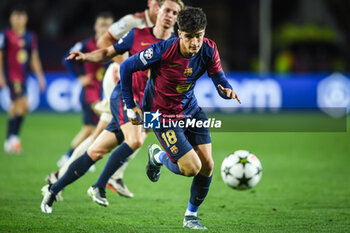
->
<box><xmin>179</xmin><ymin>41</ymin><xmax>195</xmax><ymax>58</ymax></box>
<box><xmin>153</xmin><ymin>26</ymin><xmax>172</xmax><ymax>40</ymax></box>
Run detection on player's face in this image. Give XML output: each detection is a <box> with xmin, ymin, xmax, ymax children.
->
<box><xmin>178</xmin><ymin>29</ymin><xmax>205</xmax><ymax>57</ymax></box>
<box><xmin>10</xmin><ymin>12</ymin><xmax>28</xmax><ymax>30</ymax></box>
<box><xmin>94</xmin><ymin>17</ymin><xmax>113</xmax><ymax>39</ymax></box>
<box><xmin>157</xmin><ymin>0</ymin><xmax>181</xmax><ymax>29</ymax></box>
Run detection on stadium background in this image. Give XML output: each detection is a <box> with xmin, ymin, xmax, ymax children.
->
<box><xmin>0</xmin><ymin>0</ymin><xmax>349</xmax><ymax>232</ymax></box>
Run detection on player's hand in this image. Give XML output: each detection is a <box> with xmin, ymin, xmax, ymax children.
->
<box><xmin>66</xmin><ymin>51</ymin><xmax>86</xmax><ymax>61</ymax></box>
<box><xmin>39</xmin><ymin>77</ymin><xmax>46</xmax><ymax>92</ymax></box>
<box><xmin>127</xmin><ymin>106</ymin><xmax>143</xmax><ymax>125</ymax></box>
<box><xmin>218</xmin><ymin>84</ymin><xmax>241</xmax><ymax>104</ymax></box>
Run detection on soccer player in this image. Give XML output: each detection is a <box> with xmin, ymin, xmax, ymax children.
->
<box><xmin>93</xmin><ymin>0</ymin><xmax>160</xmax><ymax>196</ymax></box>
<box><xmin>0</xmin><ymin>5</ymin><xmax>46</xmax><ymax>154</ymax></box>
<box><xmin>120</xmin><ymin>7</ymin><xmax>241</xmax><ymax>229</ymax></box>
<box><xmin>47</xmin><ymin>0</ymin><xmax>160</xmax><ymax>198</ymax></box>
<box><xmin>40</xmin><ymin>0</ymin><xmax>183</xmax><ymax>214</ymax></box>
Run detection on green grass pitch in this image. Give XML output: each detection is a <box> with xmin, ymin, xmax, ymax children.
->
<box><xmin>0</xmin><ymin>113</ymin><xmax>349</xmax><ymax>232</ymax></box>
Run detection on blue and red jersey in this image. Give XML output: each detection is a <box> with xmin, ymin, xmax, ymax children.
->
<box><xmin>112</xmin><ymin>27</ymin><xmax>175</xmax><ymax>106</ymax></box>
<box><xmin>121</xmin><ymin>37</ymin><xmax>232</xmax><ymax>121</ymax></box>
<box><xmin>0</xmin><ymin>28</ymin><xmax>37</xmax><ymax>83</ymax></box>
<box><xmin>63</xmin><ymin>37</ymin><xmax>106</xmax><ymax>104</ymax></box>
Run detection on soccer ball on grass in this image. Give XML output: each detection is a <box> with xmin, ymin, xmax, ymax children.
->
<box><xmin>221</xmin><ymin>150</ymin><xmax>262</xmax><ymax>190</ymax></box>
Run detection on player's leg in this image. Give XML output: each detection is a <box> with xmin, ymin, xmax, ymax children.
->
<box><xmin>4</xmin><ymin>100</ymin><xmax>18</xmax><ymax>153</ymax></box>
<box><xmin>183</xmin><ymin>143</ymin><xmax>213</xmax><ymax>228</ymax></box>
<box><xmin>41</xmin><ymin>125</ymin><xmax>123</xmax><ymax>213</ymax></box>
<box><xmin>183</xmin><ymin>110</ymin><xmax>213</xmax><ymax>229</ymax></box>
<box><xmin>107</xmin><ymin>148</ymin><xmax>138</xmax><ymax>197</ymax></box>
<box><xmin>87</xmin><ymin>100</ymin><xmax>138</xmax><ymax>206</ymax></box>
<box><xmin>147</xmin><ymin>126</ymin><xmax>202</xmax><ymax>181</ymax></box>
<box><xmin>147</xmin><ymin>137</ymin><xmax>209</xmax><ymax>229</ymax></box>
<box><xmin>101</xmin><ymin>62</ymin><xmax>135</xmax><ymax>197</ymax></box>
<box><xmin>12</xmin><ymin>96</ymin><xmax>28</xmax><ymax>135</ymax></box>
<box><xmin>4</xmin><ymin>82</ymin><xmax>27</xmax><ymax>153</ymax></box>
<box><xmin>91</xmin><ymin>122</ymin><xmax>146</xmax><ymax>202</ymax></box>
<box><xmin>43</xmin><ymin>112</ymin><xmax>112</xmax><ymax>202</ymax></box>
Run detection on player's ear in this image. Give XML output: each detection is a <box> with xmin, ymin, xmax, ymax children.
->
<box><xmin>178</xmin><ymin>29</ymin><xmax>182</xmax><ymax>38</ymax></box>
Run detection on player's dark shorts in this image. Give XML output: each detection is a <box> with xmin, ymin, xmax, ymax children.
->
<box><xmin>8</xmin><ymin>81</ymin><xmax>26</xmax><ymax>100</ymax></box>
<box><xmin>153</xmin><ymin>108</ymin><xmax>212</xmax><ymax>162</ymax></box>
<box><xmin>80</xmin><ymin>91</ymin><xmax>99</xmax><ymax>126</ymax></box>
<box><xmin>105</xmin><ymin>84</ymin><xmax>142</xmax><ymax>131</ymax></box>
<box><xmin>104</xmin><ymin>85</ymin><xmax>130</xmax><ymax>144</ymax></box>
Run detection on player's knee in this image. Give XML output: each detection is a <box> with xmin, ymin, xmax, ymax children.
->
<box><xmin>182</xmin><ymin>163</ymin><xmax>201</xmax><ymax>177</ymax></box>
<box><xmin>201</xmin><ymin>158</ymin><xmax>214</xmax><ymax>176</ymax></box>
<box><xmin>87</xmin><ymin>148</ymin><xmax>107</xmax><ymax>161</ymax></box>
<box><xmin>125</xmin><ymin>137</ymin><xmax>143</xmax><ymax>150</ymax></box>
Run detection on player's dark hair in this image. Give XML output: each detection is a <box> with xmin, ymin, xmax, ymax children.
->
<box><xmin>177</xmin><ymin>7</ymin><xmax>207</xmax><ymax>33</ymax></box>
<box><xmin>10</xmin><ymin>4</ymin><xmax>28</xmax><ymax>15</ymax></box>
<box><xmin>95</xmin><ymin>11</ymin><xmax>114</xmax><ymax>20</ymax></box>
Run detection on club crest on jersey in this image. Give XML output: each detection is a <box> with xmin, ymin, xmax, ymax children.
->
<box><xmin>17</xmin><ymin>49</ymin><xmax>28</xmax><ymax>64</ymax></box>
<box><xmin>183</xmin><ymin>68</ymin><xmax>192</xmax><ymax>77</ymax></box>
<box><xmin>170</xmin><ymin>145</ymin><xmax>179</xmax><ymax>154</ymax></box>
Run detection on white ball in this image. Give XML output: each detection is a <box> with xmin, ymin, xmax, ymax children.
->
<box><xmin>221</xmin><ymin>150</ymin><xmax>262</xmax><ymax>190</ymax></box>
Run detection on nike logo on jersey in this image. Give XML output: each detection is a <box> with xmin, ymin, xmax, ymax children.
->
<box><xmin>168</xmin><ymin>64</ymin><xmax>179</xmax><ymax>68</ymax></box>
<box><xmin>141</xmin><ymin>42</ymin><xmax>152</xmax><ymax>46</ymax></box>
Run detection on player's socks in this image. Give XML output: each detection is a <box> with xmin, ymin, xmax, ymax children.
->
<box><xmin>58</xmin><ymin>138</ymin><xmax>92</xmax><ymax>179</ymax></box>
<box><xmin>93</xmin><ymin>142</ymin><xmax>134</xmax><ymax>189</ymax></box>
<box><xmin>157</xmin><ymin>151</ymin><xmax>182</xmax><ymax>175</ymax></box>
<box><xmin>185</xmin><ymin>174</ymin><xmax>213</xmax><ymax>216</ymax></box>
<box><xmin>111</xmin><ymin>148</ymin><xmax>139</xmax><ymax>180</ymax></box>
<box><xmin>50</xmin><ymin>152</ymin><xmax>95</xmax><ymax>195</ymax></box>
<box><xmin>6</xmin><ymin>117</ymin><xmax>16</xmax><ymax>139</ymax></box>
<box><xmin>13</xmin><ymin>115</ymin><xmax>24</xmax><ymax>136</ymax></box>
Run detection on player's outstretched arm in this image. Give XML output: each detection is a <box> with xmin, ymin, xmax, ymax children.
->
<box><xmin>217</xmin><ymin>84</ymin><xmax>241</xmax><ymax>104</ymax></box>
<box><xmin>65</xmin><ymin>45</ymin><xmax>117</xmax><ymax>63</ymax></box>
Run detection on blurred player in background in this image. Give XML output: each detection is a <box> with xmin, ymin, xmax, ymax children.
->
<box><xmin>46</xmin><ymin>0</ymin><xmax>160</xmax><ymax>199</ymax></box>
<box><xmin>40</xmin><ymin>0</ymin><xmax>183</xmax><ymax>214</ymax></box>
<box><xmin>0</xmin><ymin>5</ymin><xmax>46</xmax><ymax>154</ymax></box>
<box><xmin>120</xmin><ymin>7</ymin><xmax>240</xmax><ymax>229</ymax></box>
<box><xmin>56</xmin><ymin>12</ymin><xmax>114</xmax><ymax>168</ymax></box>
<box><xmin>90</xmin><ymin>0</ymin><xmax>160</xmax><ymax>196</ymax></box>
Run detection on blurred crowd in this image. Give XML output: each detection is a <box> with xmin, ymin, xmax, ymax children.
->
<box><xmin>0</xmin><ymin>0</ymin><xmax>349</xmax><ymax>72</ymax></box>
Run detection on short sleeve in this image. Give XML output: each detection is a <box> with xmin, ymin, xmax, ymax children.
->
<box><xmin>108</xmin><ymin>14</ymin><xmax>144</xmax><ymax>40</ymax></box>
<box><xmin>69</xmin><ymin>41</ymin><xmax>84</xmax><ymax>53</ymax></box>
<box><xmin>133</xmin><ymin>42</ymin><xmax>163</xmax><ymax>70</ymax></box>
<box><xmin>113</xmin><ymin>29</ymin><xmax>135</xmax><ymax>54</ymax></box>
